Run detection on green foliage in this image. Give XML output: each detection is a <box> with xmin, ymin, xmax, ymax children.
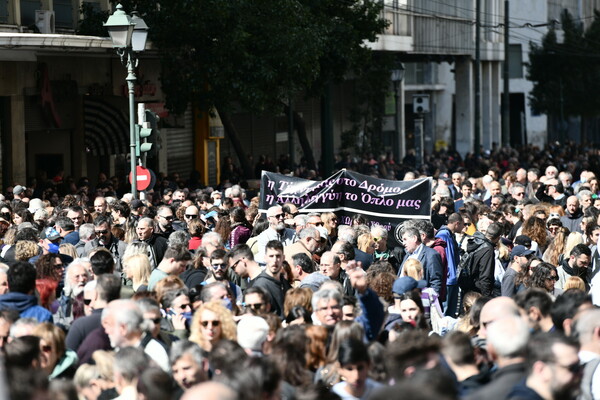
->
<box><xmin>528</xmin><ymin>10</ymin><xmax>600</xmax><ymax>118</ymax></box>
<box><xmin>341</xmin><ymin>53</ymin><xmax>394</xmax><ymax>154</ymax></box>
<box><xmin>76</xmin><ymin>2</ymin><xmax>109</xmax><ymax>36</ymax></box>
<box><xmin>113</xmin><ymin>0</ymin><xmax>386</xmax><ymax>116</ymax></box>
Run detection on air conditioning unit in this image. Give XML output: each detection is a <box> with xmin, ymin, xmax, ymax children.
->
<box><xmin>35</xmin><ymin>10</ymin><xmax>55</xmax><ymax>34</ymax></box>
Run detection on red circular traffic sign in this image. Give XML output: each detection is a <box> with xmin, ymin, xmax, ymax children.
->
<box><xmin>129</xmin><ymin>166</ymin><xmax>152</xmax><ymax>191</ymax></box>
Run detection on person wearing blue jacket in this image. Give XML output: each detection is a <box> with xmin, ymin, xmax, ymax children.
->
<box><xmin>0</xmin><ymin>261</ymin><xmax>52</xmax><ymax>323</ymax></box>
<box><xmin>435</xmin><ymin>213</ymin><xmax>464</xmax><ymax>317</ymax></box>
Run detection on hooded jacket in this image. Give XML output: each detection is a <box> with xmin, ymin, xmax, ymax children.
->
<box><xmin>430</xmin><ymin>238</ymin><xmax>448</xmax><ymax>300</ymax></box>
<box><xmin>0</xmin><ymin>292</ymin><xmax>53</xmax><ymax>322</ymax></box>
<box><xmin>465</xmin><ymin>232</ymin><xmax>496</xmax><ymax>297</ymax></box>
<box><xmin>436</xmin><ymin>226</ymin><xmax>460</xmax><ymax>285</ymax></box>
<box><xmin>251</xmin><ymin>271</ymin><xmax>291</xmax><ymax>317</ymax></box>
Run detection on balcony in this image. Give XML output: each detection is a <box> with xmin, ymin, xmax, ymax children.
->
<box><xmin>0</xmin><ymin>0</ymin><xmax>108</xmax><ymax>33</ymax></box>
<box><xmin>371</xmin><ymin>0</ymin><xmax>503</xmax><ymax>59</ymax></box>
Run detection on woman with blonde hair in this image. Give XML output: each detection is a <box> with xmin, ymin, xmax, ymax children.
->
<box><xmin>123</xmin><ymin>253</ymin><xmax>151</xmax><ymax>292</ymax></box>
<box><xmin>15</xmin><ymin>240</ymin><xmax>40</xmax><ymax>261</ymax></box>
<box><xmin>561</xmin><ymin>232</ymin><xmax>585</xmax><ymax>264</ymax></box>
<box><xmin>189</xmin><ymin>301</ymin><xmax>236</xmax><ymax>351</ymax></box>
<box><xmin>321</xmin><ymin>212</ymin><xmax>339</xmax><ymax>243</ymax></box>
<box><xmin>563</xmin><ymin>276</ymin><xmax>586</xmax><ymax>292</ymax></box>
<box><xmin>543</xmin><ymin>226</ymin><xmax>569</xmax><ymax>265</ymax></box>
<box><xmin>357</xmin><ymin>233</ymin><xmax>375</xmax><ymax>255</ymax></box>
<box><xmin>59</xmin><ymin>243</ymin><xmax>78</xmax><ymax>260</ymax></box>
<box><xmin>32</xmin><ymin>322</ymin><xmax>78</xmax><ymax>379</ymax></box>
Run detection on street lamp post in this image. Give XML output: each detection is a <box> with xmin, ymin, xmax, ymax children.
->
<box><xmin>391</xmin><ymin>62</ymin><xmax>405</xmax><ymax>164</ymax></box>
<box><xmin>104</xmin><ymin>4</ymin><xmax>149</xmax><ymax>200</ymax></box>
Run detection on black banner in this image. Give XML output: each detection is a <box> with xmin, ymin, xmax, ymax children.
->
<box><xmin>259</xmin><ymin>170</ymin><xmax>432</xmax><ymax>248</ymax></box>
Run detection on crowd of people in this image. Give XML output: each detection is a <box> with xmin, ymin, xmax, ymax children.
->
<box><xmin>0</xmin><ymin>142</ymin><xmax>599</xmax><ymax>400</ymax></box>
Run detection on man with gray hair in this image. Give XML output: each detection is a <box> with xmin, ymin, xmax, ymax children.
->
<box><xmin>313</xmin><ymin>266</ymin><xmax>384</xmax><ymax>341</ymax></box>
<box><xmin>170</xmin><ymin>340</ymin><xmax>208</xmax><ymax>391</ymax></box>
<box><xmin>113</xmin><ymin>347</ymin><xmax>151</xmax><ymax>399</ymax></box>
<box><xmin>102</xmin><ymin>299</ymin><xmax>169</xmax><ymax>371</ymax></box>
<box><xmin>56</xmin><ymin>258</ymin><xmax>91</xmax><ymax>328</ymax></box>
<box><xmin>201</xmin><ymin>231</ymin><xmax>224</xmax><ymax>258</ymax></box>
<box><xmin>136</xmin><ymin>217</ymin><xmax>168</xmax><ymax>266</ymax></box>
<box><xmin>283</xmin><ymin>226</ymin><xmax>320</xmax><ymax>266</ymax></box>
<box><xmin>75</xmin><ymin>223</ymin><xmax>95</xmax><ymax>257</ymax></box>
<box><xmin>575</xmin><ymin>308</ymin><xmax>600</xmax><ymax>400</ymax></box>
<box><xmin>465</xmin><ymin>314</ymin><xmax>530</xmax><ymax>400</ymax></box>
<box><xmin>255</xmin><ymin>205</ymin><xmax>295</xmax><ymax>264</ymax></box>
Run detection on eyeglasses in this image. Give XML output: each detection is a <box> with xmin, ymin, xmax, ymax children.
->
<box><xmin>150</xmin><ymin>318</ymin><xmax>161</xmax><ymax>324</ymax></box>
<box><xmin>95</xmin><ymin>230</ymin><xmax>109</xmax><ymax>235</ymax></box>
<box><xmin>160</xmin><ymin>215</ymin><xmax>174</xmax><ymax>221</ymax></box>
<box><xmin>551</xmin><ymin>361</ymin><xmax>583</xmax><ymax>374</ymax></box>
<box><xmin>83</xmin><ymin>298</ymin><xmax>93</xmax><ymax>305</ymax></box>
<box><xmin>178</xmin><ymin>304</ymin><xmax>191</xmax><ymax>310</ymax></box>
<box><xmin>185</xmin><ymin>214</ymin><xmax>198</xmax><ymax>219</ymax></box>
<box><xmin>270</xmin><ymin>213</ymin><xmax>284</xmax><ymax>219</ymax></box>
<box><xmin>244</xmin><ymin>303</ymin><xmax>264</xmax><ymax>311</ymax></box>
<box><xmin>41</xmin><ymin>345</ymin><xmax>52</xmax><ymax>353</ymax></box>
<box><xmin>211</xmin><ymin>263</ymin><xmax>227</xmax><ymax>269</ymax></box>
<box><xmin>200</xmin><ymin>320</ymin><xmax>221</xmax><ymax>328</ymax></box>
<box><xmin>548</xmin><ymin>275</ymin><xmax>559</xmax><ymax>281</ymax></box>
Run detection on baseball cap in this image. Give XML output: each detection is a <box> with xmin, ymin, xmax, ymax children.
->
<box><xmin>43</xmin><ymin>227</ymin><xmax>61</xmax><ymax>242</ymax></box>
<box><xmin>130</xmin><ymin>199</ymin><xmax>144</xmax><ymax>209</ymax></box>
<box><xmin>514</xmin><ymin>235</ymin><xmax>532</xmax><ymax>248</ymax></box>
<box><xmin>13</xmin><ymin>185</ymin><xmax>25</xmax><ymax>196</ymax></box>
<box><xmin>510</xmin><ymin>245</ymin><xmax>534</xmax><ymax>260</ymax></box>
<box><xmin>392</xmin><ymin>276</ymin><xmax>426</xmax><ymax>296</ymax></box>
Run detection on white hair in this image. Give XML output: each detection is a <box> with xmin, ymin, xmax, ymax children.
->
<box><xmin>487</xmin><ymin>315</ymin><xmax>529</xmax><ymax>358</ymax></box>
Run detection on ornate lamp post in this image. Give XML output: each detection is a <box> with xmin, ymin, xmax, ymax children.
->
<box><xmin>104</xmin><ymin>4</ymin><xmax>149</xmax><ymax>199</ymax></box>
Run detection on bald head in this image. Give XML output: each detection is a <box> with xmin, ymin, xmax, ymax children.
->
<box><xmin>181</xmin><ymin>382</ymin><xmax>237</xmax><ymax>400</ymax></box>
<box><xmin>479</xmin><ymin>297</ymin><xmax>521</xmax><ymax>339</ymax></box>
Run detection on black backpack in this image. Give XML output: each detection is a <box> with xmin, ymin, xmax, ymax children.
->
<box><xmin>456</xmin><ymin>237</ymin><xmax>486</xmax><ymax>292</ymax></box>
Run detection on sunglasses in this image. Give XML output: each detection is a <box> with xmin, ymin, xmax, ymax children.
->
<box><xmin>270</xmin><ymin>213</ymin><xmax>284</xmax><ymax>219</ymax></box>
<box><xmin>231</xmin><ymin>258</ymin><xmax>243</xmax><ymax>269</ymax></box>
<box><xmin>41</xmin><ymin>345</ymin><xmax>52</xmax><ymax>353</ymax></box>
<box><xmin>95</xmin><ymin>230</ymin><xmax>109</xmax><ymax>235</ymax></box>
<box><xmin>150</xmin><ymin>318</ymin><xmax>161</xmax><ymax>324</ymax></box>
<box><xmin>185</xmin><ymin>214</ymin><xmax>198</xmax><ymax>219</ymax></box>
<box><xmin>548</xmin><ymin>275</ymin><xmax>559</xmax><ymax>281</ymax></box>
<box><xmin>83</xmin><ymin>298</ymin><xmax>93</xmax><ymax>305</ymax></box>
<box><xmin>373</xmin><ymin>237</ymin><xmax>383</xmax><ymax>242</ymax></box>
<box><xmin>244</xmin><ymin>303</ymin><xmax>264</xmax><ymax>311</ymax></box>
<box><xmin>311</xmin><ymin>222</ymin><xmax>324</xmax><ymax>226</ymax></box>
<box><xmin>211</xmin><ymin>263</ymin><xmax>227</xmax><ymax>269</ymax></box>
<box><xmin>200</xmin><ymin>320</ymin><xmax>221</xmax><ymax>328</ymax></box>
<box><xmin>160</xmin><ymin>215</ymin><xmax>174</xmax><ymax>221</ymax></box>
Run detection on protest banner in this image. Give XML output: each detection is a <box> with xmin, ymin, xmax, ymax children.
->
<box><xmin>259</xmin><ymin>170</ymin><xmax>432</xmax><ymax>248</ymax></box>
